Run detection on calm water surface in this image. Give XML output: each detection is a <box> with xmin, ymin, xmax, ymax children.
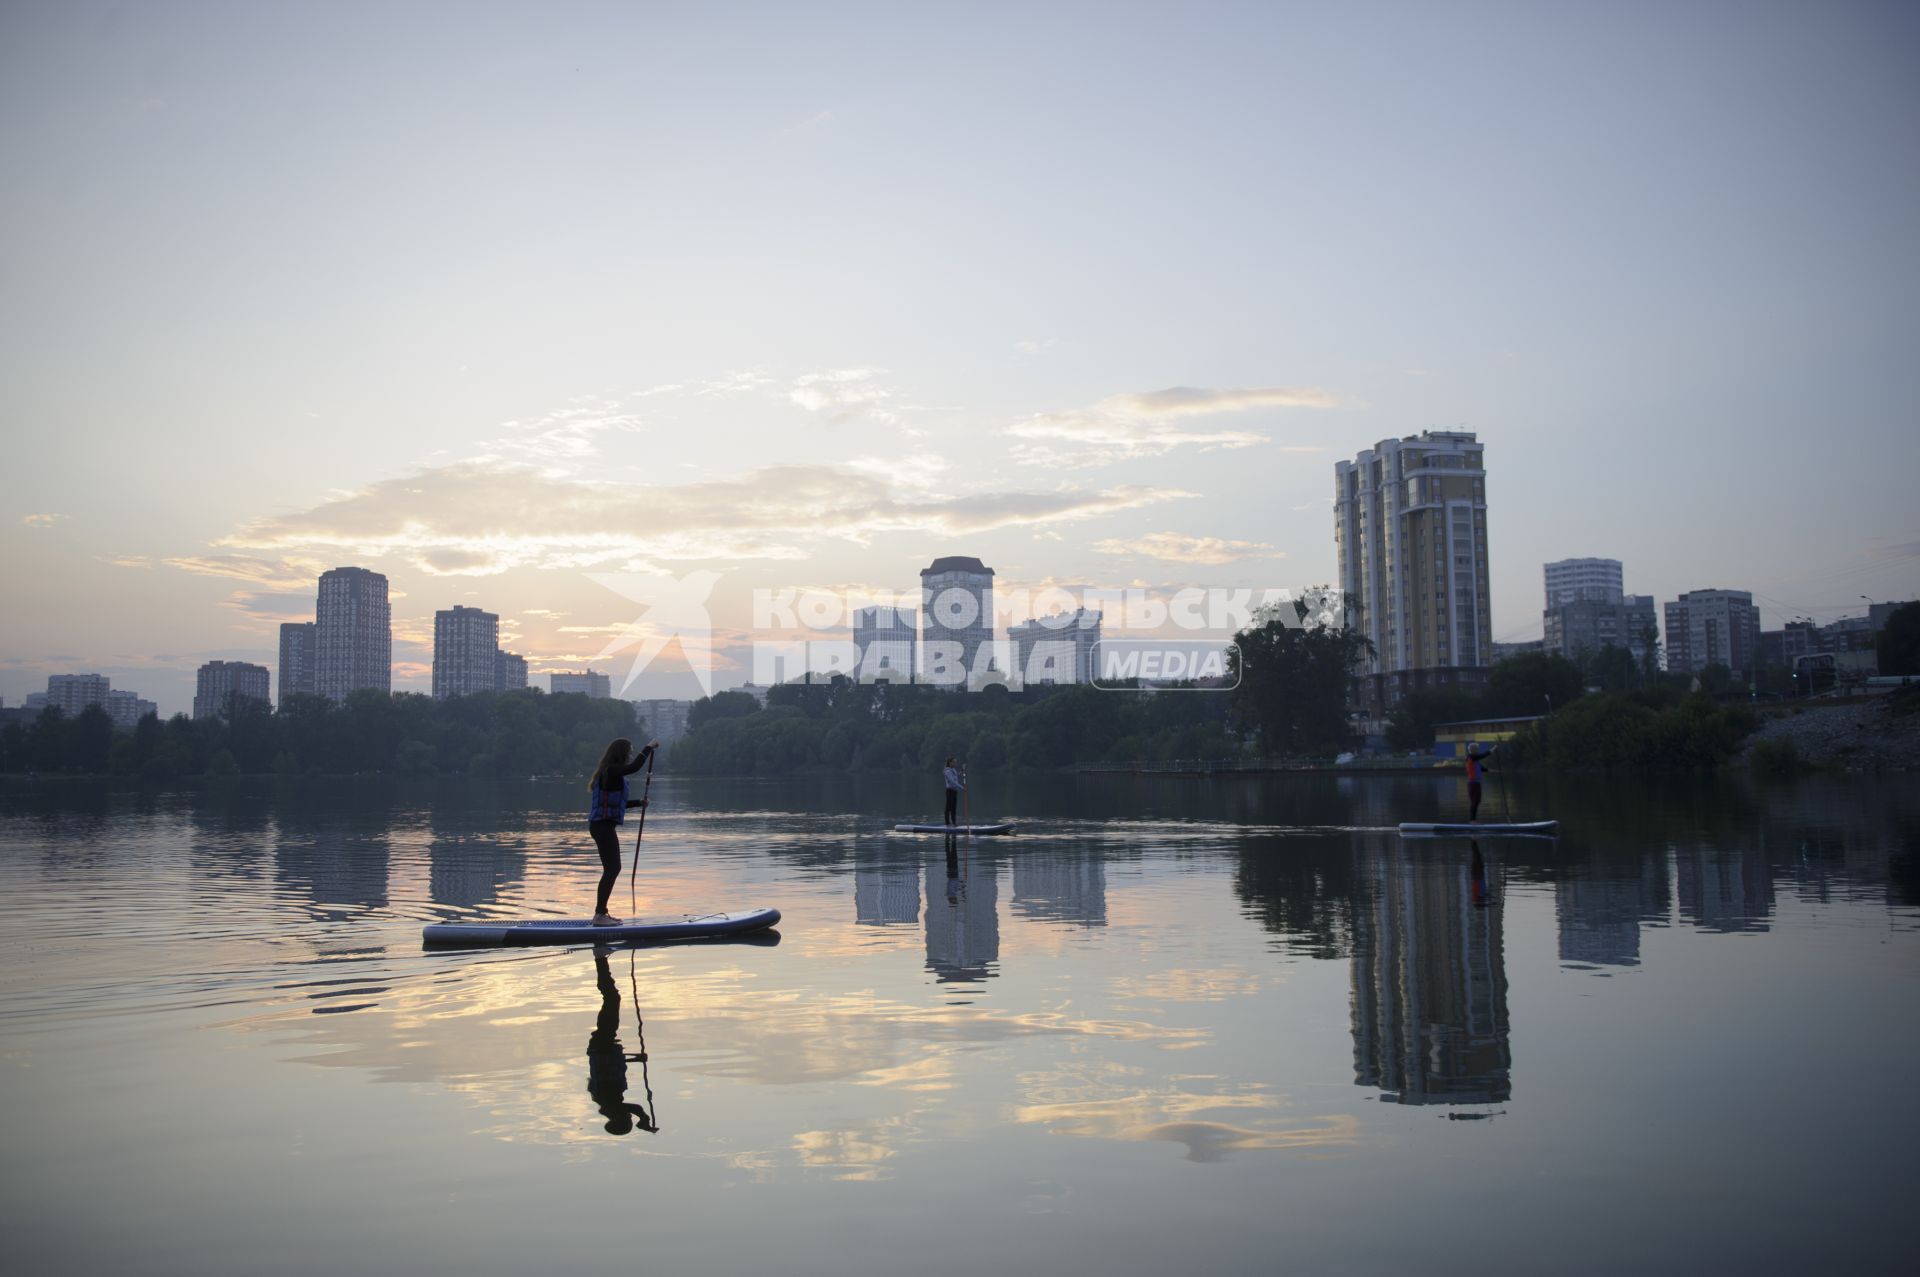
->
<box><xmin>2</xmin><ymin>772</ymin><xmax>1915</xmax><ymax>1274</ymax></box>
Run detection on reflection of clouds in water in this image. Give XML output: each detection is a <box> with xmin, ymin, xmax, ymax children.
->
<box><xmin>1111</xmin><ymin>965</ymin><xmax>1269</xmax><ymax>1004</ymax></box>
<box><xmin>791</xmin><ymin>1116</ymin><xmax>916</xmax><ymax>1182</ymax></box>
<box><xmin>1013</xmin><ymin>1062</ymin><xmax>1359</xmax><ymax>1163</ymax></box>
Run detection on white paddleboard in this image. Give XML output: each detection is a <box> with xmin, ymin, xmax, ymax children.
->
<box><xmin>423</xmin><ymin>907</ymin><xmax>781</xmax><ymax>948</ymax></box>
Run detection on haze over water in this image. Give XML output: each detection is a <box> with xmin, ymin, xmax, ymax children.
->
<box><xmin>2</xmin><ymin>773</ymin><xmax>1914</xmax><ymax>1274</ymax></box>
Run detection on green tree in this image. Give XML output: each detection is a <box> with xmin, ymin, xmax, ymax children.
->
<box><xmin>1228</xmin><ymin>600</ymin><xmax>1371</xmax><ymax>757</ymax></box>
<box><xmin>1483</xmin><ymin>652</ymin><xmax>1585</xmax><ymax>718</ymax></box>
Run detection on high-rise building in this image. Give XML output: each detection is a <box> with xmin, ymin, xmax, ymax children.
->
<box><xmin>495</xmin><ymin>650</ymin><xmax>528</xmax><ymax>693</ymax></box>
<box><xmin>549</xmin><ymin>670</ymin><xmax>610</xmax><ymax>698</ymax></box>
<box><xmin>278</xmin><ymin>621</ymin><xmax>317</xmax><ymax>704</ymax></box>
<box><xmin>1663</xmin><ymin>589</ymin><xmax>1761</xmax><ymax>678</ymax></box>
<box><xmin>193</xmin><ymin>661</ymin><xmax>270</xmax><ymax>719</ymax></box>
<box><xmin>315</xmin><ymin>567</ymin><xmax>391</xmax><ymax>702</ymax></box>
<box><xmin>1543</xmin><ymin>558</ymin><xmax>1624</xmax><ymax>609</ymax></box>
<box><xmin>432</xmin><ymin>606</ymin><xmax>499</xmax><ymax>700</ymax></box>
<box><xmin>852</xmin><ymin>605</ymin><xmax>917</xmax><ymax>683</ymax></box>
<box><xmin>1545</xmin><ymin>594</ymin><xmax>1659</xmax><ymax>668</ymax></box>
<box><xmin>633</xmin><ymin>697</ymin><xmax>693</xmax><ymax>744</ymax></box>
<box><xmin>46</xmin><ymin>673</ymin><xmax>111</xmax><ymax>717</ymax></box>
<box><xmin>920</xmin><ymin>556</ymin><xmax>995</xmax><ymax>690</ymax></box>
<box><xmin>1009</xmin><ymin>608</ymin><xmax>1103</xmax><ymax>685</ymax></box>
<box><xmin>1334</xmin><ymin>431</ymin><xmax>1491</xmax><ymax>710</ymax></box>
<box><xmin>106</xmin><ymin>689</ymin><xmax>157</xmax><ymax>730</ymax></box>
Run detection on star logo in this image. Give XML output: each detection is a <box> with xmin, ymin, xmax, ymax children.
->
<box><xmin>587</xmin><ymin>569</ymin><xmax>723</xmax><ymax>697</ymax></box>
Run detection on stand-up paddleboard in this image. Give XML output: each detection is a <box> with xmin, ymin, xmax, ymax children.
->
<box><xmin>1399</xmin><ymin>821</ymin><xmax>1558</xmax><ymax>837</ymax></box>
<box><xmin>423</xmin><ymin>907</ymin><xmax>780</xmax><ymax>948</ymax></box>
<box><xmin>893</xmin><ymin>823</ymin><xmax>1015</xmax><ymax>835</ymax></box>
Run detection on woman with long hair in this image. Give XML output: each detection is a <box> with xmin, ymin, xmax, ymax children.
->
<box><xmin>586</xmin><ymin>736</ymin><xmax>661</xmax><ymax>925</ymax></box>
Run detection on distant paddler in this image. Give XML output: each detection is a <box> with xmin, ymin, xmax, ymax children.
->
<box><xmin>1465</xmin><ymin>742</ymin><xmax>1497</xmax><ymax>822</ymax></box>
<box><xmin>586</xmin><ymin>736</ymin><xmax>661</xmax><ymax>925</ymax></box>
<box><xmin>942</xmin><ymin>756</ymin><xmax>966</xmax><ymax>827</ymax></box>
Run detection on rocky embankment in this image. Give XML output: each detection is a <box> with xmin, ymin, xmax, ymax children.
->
<box><xmin>1739</xmin><ymin>693</ymin><xmax>1920</xmax><ymax>770</ymax></box>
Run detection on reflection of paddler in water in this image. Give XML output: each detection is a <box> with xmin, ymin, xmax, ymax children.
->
<box><xmin>587</xmin><ymin>947</ymin><xmax>657</xmax><ymax>1135</ymax></box>
<box><xmin>1470</xmin><ymin>841</ymin><xmax>1491</xmax><ymax>908</ymax></box>
<box><xmin>944</xmin><ymin>833</ymin><xmax>963</xmax><ymax>904</ymax></box>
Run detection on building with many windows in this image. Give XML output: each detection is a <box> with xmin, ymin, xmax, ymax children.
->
<box><xmin>549</xmin><ymin>670</ymin><xmax>610</xmax><ymax>698</ymax></box>
<box><xmin>278</xmin><ymin>622</ymin><xmax>317</xmax><ymax>703</ymax></box>
<box><xmin>852</xmin><ymin>605</ymin><xmax>917</xmax><ymax>683</ymax></box>
<box><xmin>1664</xmin><ymin>589</ymin><xmax>1762</xmax><ymax>678</ymax></box>
<box><xmin>1009</xmin><ymin>608</ymin><xmax>1103</xmax><ymax>685</ymax></box>
<box><xmin>315</xmin><ymin>567</ymin><xmax>391</xmax><ymax>701</ymax></box>
<box><xmin>633</xmin><ymin>698</ymin><xmax>693</xmax><ymax>744</ymax></box>
<box><xmin>194</xmin><ymin>661</ymin><xmax>271</xmax><ymax>719</ymax></box>
<box><xmin>1334</xmin><ymin>431</ymin><xmax>1491</xmax><ymax>712</ymax></box>
<box><xmin>495</xmin><ymin>650</ymin><xmax>528</xmax><ymax>693</ymax></box>
<box><xmin>432</xmin><ymin>606</ymin><xmax>500</xmax><ymax>700</ymax></box>
<box><xmin>1545</xmin><ymin>594</ymin><xmax>1659</xmax><ymax>668</ymax></box>
<box><xmin>1543</xmin><ymin>557</ymin><xmax>1624</xmax><ymax>608</ymax></box>
<box><xmin>920</xmin><ymin>556</ymin><xmax>995</xmax><ymax>689</ymax></box>
<box><xmin>106</xmin><ymin>689</ymin><xmax>157</xmax><ymax>729</ymax></box>
<box><xmin>46</xmin><ymin>673</ymin><xmax>111</xmax><ymax>717</ymax></box>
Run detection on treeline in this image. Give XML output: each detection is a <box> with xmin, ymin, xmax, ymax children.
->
<box><xmin>1</xmin><ymin>690</ymin><xmax>638</xmax><ymax>780</ymax></box>
<box><xmin>672</xmin><ymin>603</ymin><xmax>1370</xmax><ymax>775</ymax></box>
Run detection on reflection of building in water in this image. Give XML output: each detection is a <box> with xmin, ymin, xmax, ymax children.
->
<box><xmin>854</xmin><ymin>856</ymin><xmax>921</xmax><ymax>926</ymax></box>
<box><xmin>1350</xmin><ymin>844</ymin><xmax>1510</xmax><ymax>1105</ymax></box>
<box><xmin>273</xmin><ymin>827</ymin><xmax>391</xmax><ymax>916</ymax></box>
<box><xmin>1556</xmin><ymin>855</ymin><xmax>1671</xmax><ymax>968</ymax></box>
<box><xmin>924</xmin><ymin>852</ymin><xmax>998</xmax><ymax>983</ymax></box>
<box><xmin>1677</xmin><ymin>848</ymin><xmax>1774</xmax><ymax>933</ymax></box>
<box><xmin>428</xmin><ymin>839</ymin><xmax>527</xmax><ymax>909</ymax></box>
<box><xmin>1012</xmin><ymin>849</ymin><xmax>1107</xmax><ymax>927</ymax></box>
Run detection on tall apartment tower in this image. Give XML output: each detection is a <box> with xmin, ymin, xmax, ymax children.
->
<box><xmin>920</xmin><ymin>556</ymin><xmax>995</xmax><ymax>689</ymax></box>
<box><xmin>46</xmin><ymin>673</ymin><xmax>111</xmax><ymax>716</ymax></box>
<box><xmin>495</xmin><ymin>650</ymin><xmax>528</xmax><ymax>693</ymax></box>
<box><xmin>278</xmin><ymin>622</ymin><xmax>317</xmax><ymax>704</ymax></box>
<box><xmin>194</xmin><ymin>661</ymin><xmax>271</xmax><ymax>719</ymax></box>
<box><xmin>1664</xmin><ymin>589</ymin><xmax>1761</xmax><ymax>678</ymax></box>
<box><xmin>1334</xmin><ymin>431</ymin><xmax>1491</xmax><ymax>708</ymax></box>
<box><xmin>1009</xmin><ymin>608</ymin><xmax>1103</xmax><ymax>685</ymax></box>
<box><xmin>432</xmin><ymin>605</ymin><xmax>500</xmax><ymax>700</ymax></box>
<box><xmin>315</xmin><ymin>567</ymin><xmax>391</xmax><ymax>702</ymax></box>
<box><xmin>852</xmin><ymin>605</ymin><xmax>918</xmax><ymax>683</ymax></box>
<box><xmin>1543</xmin><ymin>558</ymin><xmax>1624</xmax><ymax>608</ymax></box>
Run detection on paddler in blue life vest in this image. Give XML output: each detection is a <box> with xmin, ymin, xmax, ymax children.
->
<box><xmin>1465</xmin><ymin>741</ymin><xmax>1497</xmax><ymax>822</ymax></box>
<box><xmin>943</xmin><ymin>756</ymin><xmax>966</xmax><ymax>827</ymax></box>
<box><xmin>586</xmin><ymin>736</ymin><xmax>661</xmax><ymax>925</ymax></box>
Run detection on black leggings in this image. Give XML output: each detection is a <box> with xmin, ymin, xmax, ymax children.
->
<box><xmin>589</xmin><ymin>819</ymin><xmax>623</xmax><ymax>913</ymax></box>
<box><xmin>945</xmin><ymin>789</ymin><xmax>959</xmax><ymax>824</ymax></box>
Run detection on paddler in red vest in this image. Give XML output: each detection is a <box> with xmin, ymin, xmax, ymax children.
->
<box><xmin>1464</xmin><ymin>742</ymin><xmax>1497</xmax><ymax>822</ymax></box>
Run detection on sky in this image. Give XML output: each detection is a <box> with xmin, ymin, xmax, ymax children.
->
<box><xmin>2</xmin><ymin>0</ymin><xmax>1916</xmax><ymax>716</ymax></box>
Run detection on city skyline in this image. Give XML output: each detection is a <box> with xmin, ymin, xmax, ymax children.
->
<box><xmin>4</xmin><ymin>3</ymin><xmax>1917</xmax><ymax>715</ymax></box>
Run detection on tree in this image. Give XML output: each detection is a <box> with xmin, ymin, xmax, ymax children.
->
<box><xmin>1228</xmin><ymin>599</ymin><xmax>1372</xmax><ymax>757</ymax></box>
<box><xmin>1484</xmin><ymin>652</ymin><xmax>1585</xmax><ymax>718</ymax></box>
<box><xmin>1584</xmin><ymin>644</ymin><xmax>1639</xmax><ymax>693</ymax></box>
<box><xmin>1879</xmin><ymin>601</ymin><xmax>1920</xmax><ymax>676</ymax></box>
<box><xmin>689</xmin><ymin>690</ymin><xmax>760</xmax><ymax>730</ymax></box>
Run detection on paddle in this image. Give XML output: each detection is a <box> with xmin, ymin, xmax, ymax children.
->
<box><xmin>630</xmin><ymin>743</ymin><xmax>657</xmax><ymax>915</ymax></box>
<box><xmin>1493</xmin><ymin>747</ymin><xmax>1513</xmax><ymax>824</ymax></box>
<box><xmin>962</xmin><ymin>761</ymin><xmax>971</xmax><ymax>836</ymax></box>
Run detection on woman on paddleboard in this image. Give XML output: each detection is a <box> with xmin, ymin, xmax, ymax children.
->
<box><xmin>1465</xmin><ymin>742</ymin><xmax>1497</xmax><ymax>822</ymax></box>
<box><xmin>587</xmin><ymin>737</ymin><xmax>660</xmax><ymax>925</ymax></box>
<box><xmin>943</xmin><ymin>756</ymin><xmax>965</xmax><ymax>827</ymax></box>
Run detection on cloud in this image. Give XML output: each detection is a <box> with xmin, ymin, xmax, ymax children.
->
<box><xmin>218</xmin><ymin>459</ymin><xmax>1191</xmax><ymax>577</ymax></box>
<box><xmin>474</xmin><ymin>396</ymin><xmax>646</xmax><ymax>471</ymax></box>
<box><xmin>21</xmin><ymin>513</ymin><xmax>66</xmax><ymax>528</ymax></box>
<box><xmin>100</xmin><ymin>555</ymin><xmax>154</xmax><ymax>569</ymax></box>
<box><xmin>1095</xmin><ymin>534</ymin><xmax>1284</xmax><ymax>565</ymax></box>
<box><xmin>789</xmin><ymin>369</ymin><xmax>901</xmax><ymax>426</ymax></box>
<box><xmin>218</xmin><ymin>590</ymin><xmax>317</xmax><ymax>633</ymax></box>
<box><xmin>1006</xmin><ymin>384</ymin><xmax>1339</xmax><ymax>467</ymax></box>
<box><xmin>160</xmin><ymin>555</ymin><xmax>332</xmax><ymax>591</ymax></box>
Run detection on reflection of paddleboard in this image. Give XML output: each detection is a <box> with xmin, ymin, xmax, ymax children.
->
<box><xmin>422</xmin><ymin>907</ymin><xmax>781</xmax><ymax>948</ymax></box>
<box><xmin>1398</xmin><ymin>821</ymin><xmax>1559</xmax><ymax>837</ymax></box>
<box><xmin>893</xmin><ymin>823</ymin><xmax>1015</xmax><ymax>835</ymax></box>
